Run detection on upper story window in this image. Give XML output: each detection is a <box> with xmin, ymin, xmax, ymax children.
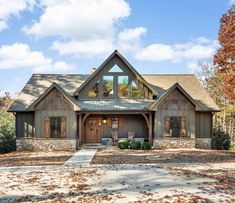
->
<box><xmin>108</xmin><ymin>64</ymin><xmax>123</xmax><ymax>72</ymax></box>
<box><xmin>131</xmin><ymin>81</ymin><xmax>144</xmax><ymax>98</ymax></box>
<box><xmin>86</xmin><ymin>63</ymin><xmax>150</xmax><ymax>99</ymax></box>
<box><xmin>103</xmin><ymin>76</ymin><xmax>114</xmax><ymax>97</ymax></box>
<box><xmin>118</xmin><ymin>76</ymin><xmax>129</xmax><ymax>98</ymax></box>
<box><xmin>88</xmin><ymin>80</ymin><xmax>99</xmax><ymax>98</ymax></box>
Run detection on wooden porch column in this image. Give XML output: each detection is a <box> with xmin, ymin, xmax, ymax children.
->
<box><xmin>148</xmin><ymin>113</ymin><xmax>153</xmax><ymax>145</ymax></box>
<box><xmin>79</xmin><ymin>113</ymin><xmax>82</xmax><ymax>146</ymax></box>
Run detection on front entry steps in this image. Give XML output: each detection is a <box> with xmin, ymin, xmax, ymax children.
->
<box><xmin>82</xmin><ymin>143</ymin><xmax>107</xmax><ymax>149</ymax></box>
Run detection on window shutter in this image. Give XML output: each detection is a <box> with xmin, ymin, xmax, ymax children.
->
<box><xmin>164</xmin><ymin>116</ymin><xmax>170</xmax><ymax>134</ymax></box>
<box><xmin>119</xmin><ymin>118</ymin><xmax>124</xmax><ymax>128</ymax></box>
<box><xmin>44</xmin><ymin>116</ymin><xmax>50</xmax><ymax>138</ymax></box>
<box><xmin>107</xmin><ymin>118</ymin><xmax>112</xmax><ymax>128</ymax></box>
<box><xmin>61</xmin><ymin>116</ymin><xmax>67</xmax><ymax>138</ymax></box>
<box><xmin>180</xmin><ymin>116</ymin><xmax>186</xmax><ymax>137</ymax></box>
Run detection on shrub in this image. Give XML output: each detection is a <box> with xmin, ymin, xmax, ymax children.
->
<box><xmin>142</xmin><ymin>142</ymin><xmax>151</xmax><ymax>150</ymax></box>
<box><xmin>212</xmin><ymin>128</ymin><xmax>230</xmax><ymax>150</ymax></box>
<box><xmin>0</xmin><ymin>123</ymin><xmax>16</xmax><ymax>153</ymax></box>
<box><xmin>117</xmin><ymin>140</ymin><xmax>129</xmax><ymax>149</ymax></box>
<box><xmin>130</xmin><ymin>140</ymin><xmax>141</xmax><ymax>150</ymax></box>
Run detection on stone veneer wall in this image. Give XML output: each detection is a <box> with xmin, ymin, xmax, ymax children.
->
<box><xmin>195</xmin><ymin>138</ymin><xmax>211</xmax><ymax>149</ymax></box>
<box><xmin>16</xmin><ymin>138</ymin><xmax>77</xmax><ymax>151</ymax></box>
<box><xmin>153</xmin><ymin>138</ymin><xmax>196</xmax><ymax>149</ymax></box>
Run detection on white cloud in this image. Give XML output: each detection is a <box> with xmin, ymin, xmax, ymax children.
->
<box><xmin>23</xmin><ymin>0</ymin><xmax>130</xmax><ymax>57</ymax></box>
<box><xmin>229</xmin><ymin>0</ymin><xmax>235</xmax><ymax>5</ymax></box>
<box><xmin>117</xmin><ymin>27</ymin><xmax>147</xmax><ymax>52</ymax></box>
<box><xmin>0</xmin><ymin>43</ymin><xmax>73</xmax><ymax>72</ymax></box>
<box><xmin>186</xmin><ymin>61</ymin><xmax>200</xmax><ymax>73</ymax></box>
<box><xmin>0</xmin><ymin>0</ymin><xmax>35</xmax><ymax>31</ymax></box>
<box><xmin>51</xmin><ymin>39</ymin><xmax>114</xmax><ymax>57</ymax></box>
<box><xmin>135</xmin><ymin>37</ymin><xmax>218</xmax><ymax>63</ymax></box>
<box><xmin>135</xmin><ymin>44</ymin><xmax>174</xmax><ymax>61</ymax></box>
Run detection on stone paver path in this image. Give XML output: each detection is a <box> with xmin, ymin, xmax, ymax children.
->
<box><xmin>63</xmin><ymin>148</ymin><xmax>97</xmax><ymax>166</ymax></box>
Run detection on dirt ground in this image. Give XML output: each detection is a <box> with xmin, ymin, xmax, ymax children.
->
<box><xmin>0</xmin><ymin>151</ymin><xmax>74</xmax><ymax>166</ymax></box>
<box><xmin>91</xmin><ymin>146</ymin><xmax>235</xmax><ymax>164</ymax></box>
<box><xmin>0</xmin><ymin>148</ymin><xmax>235</xmax><ymax>202</ymax></box>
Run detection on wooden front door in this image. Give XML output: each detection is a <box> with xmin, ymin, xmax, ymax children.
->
<box><xmin>85</xmin><ymin>118</ymin><xmax>102</xmax><ymax>143</ymax></box>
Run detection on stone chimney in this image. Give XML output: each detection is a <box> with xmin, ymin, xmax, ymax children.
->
<box><xmin>91</xmin><ymin>67</ymin><xmax>96</xmax><ymax>74</ymax></box>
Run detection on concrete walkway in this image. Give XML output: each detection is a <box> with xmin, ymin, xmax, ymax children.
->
<box><xmin>63</xmin><ymin>148</ymin><xmax>97</xmax><ymax>166</ymax></box>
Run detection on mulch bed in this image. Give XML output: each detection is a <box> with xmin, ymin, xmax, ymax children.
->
<box><xmin>91</xmin><ymin>147</ymin><xmax>235</xmax><ymax>164</ymax></box>
<box><xmin>0</xmin><ymin>151</ymin><xmax>74</xmax><ymax>166</ymax></box>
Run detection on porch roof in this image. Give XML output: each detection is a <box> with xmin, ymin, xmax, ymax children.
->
<box><xmin>76</xmin><ymin>99</ymin><xmax>155</xmax><ymax>111</ymax></box>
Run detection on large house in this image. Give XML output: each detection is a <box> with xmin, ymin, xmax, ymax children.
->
<box><xmin>8</xmin><ymin>50</ymin><xmax>220</xmax><ymax>151</ymax></box>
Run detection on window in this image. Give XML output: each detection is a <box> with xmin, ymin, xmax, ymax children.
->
<box><xmin>88</xmin><ymin>80</ymin><xmax>99</xmax><ymax>97</ymax></box>
<box><xmin>164</xmin><ymin>116</ymin><xmax>186</xmax><ymax>137</ymax></box>
<box><xmin>112</xmin><ymin>118</ymin><xmax>119</xmax><ymax>129</ymax></box>
<box><xmin>103</xmin><ymin>76</ymin><xmax>114</xmax><ymax>97</ymax></box>
<box><xmin>118</xmin><ymin>76</ymin><xmax>129</xmax><ymax>98</ymax></box>
<box><xmin>108</xmin><ymin>64</ymin><xmax>123</xmax><ymax>72</ymax></box>
<box><xmin>131</xmin><ymin>81</ymin><xmax>144</xmax><ymax>98</ymax></box>
<box><xmin>50</xmin><ymin>117</ymin><xmax>61</xmax><ymax>138</ymax></box>
<box><xmin>170</xmin><ymin>117</ymin><xmax>180</xmax><ymax>137</ymax></box>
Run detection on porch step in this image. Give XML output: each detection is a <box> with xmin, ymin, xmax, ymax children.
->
<box><xmin>82</xmin><ymin>143</ymin><xmax>106</xmax><ymax>149</ymax></box>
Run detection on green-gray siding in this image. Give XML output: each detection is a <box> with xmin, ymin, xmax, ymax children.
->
<box><xmin>16</xmin><ymin>112</ymin><xmax>35</xmax><ymax>138</ymax></box>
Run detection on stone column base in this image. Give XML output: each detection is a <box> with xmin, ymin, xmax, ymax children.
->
<box><xmin>153</xmin><ymin>138</ymin><xmax>196</xmax><ymax>149</ymax></box>
<box><xmin>16</xmin><ymin>138</ymin><xmax>77</xmax><ymax>151</ymax></box>
<box><xmin>195</xmin><ymin>138</ymin><xmax>211</xmax><ymax>149</ymax></box>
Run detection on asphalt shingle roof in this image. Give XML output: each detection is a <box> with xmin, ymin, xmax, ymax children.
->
<box><xmin>8</xmin><ymin>73</ymin><xmax>219</xmax><ymax>112</ymax></box>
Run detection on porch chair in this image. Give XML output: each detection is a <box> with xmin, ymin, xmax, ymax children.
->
<box><xmin>128</xmin><ymin>131</ymin><xmax>135</xmax><ymax>141</ymax></box>
<box><xmin>111</xmin><ymin>131</ymin><xmax>119</xmax><ymax>145</ymax></box>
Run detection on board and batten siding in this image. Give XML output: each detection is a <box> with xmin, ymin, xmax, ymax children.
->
<box><xmin>35</xmin><ymin>110</ymin><xmax>77</xmax><ymax>139</ymax></box>
<box><xmin>153</xmin><ymin>88</ymin><xmax>196</xmax><ymax>138</ymax></box>
<box><xmin>154</xmin><ymin>110</ymin><xmax>195</xmax><ymax>138</ymax></box>
<box><xmin>86</xmin><ymin>114</ymin><xmax>148</xmax><ymax>139</ymax></box>
<box><xmin>195</xmin><ymin>112</ymin><xmax>212</xmax><ymax>138</ymax></box>
<box><xmin>34</xmin><ymin>88</ymin><xmax>77</xmax><ymax>139</ymax></box>
<box><xmin>16</xmin><ymin>112</ymin><xmax>35</xmax><ymax>138</ymax></box>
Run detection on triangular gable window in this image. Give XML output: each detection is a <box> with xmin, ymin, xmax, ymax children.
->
<box><xmin>108</xmin><ymin>64</ymin><xmax>123</xmax><ymax>73</ymax></box>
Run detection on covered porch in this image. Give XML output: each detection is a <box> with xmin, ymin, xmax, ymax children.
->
<box><xmin>77</xmin><ymin>111</ymin><xmax>153</xmax><ymax>146</ymax></box>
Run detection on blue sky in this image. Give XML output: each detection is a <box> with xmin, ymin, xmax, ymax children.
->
<box><xmin>0</xmin><ymin>0</ymin><xmax>234</xmax><ymax>97</ymax></box>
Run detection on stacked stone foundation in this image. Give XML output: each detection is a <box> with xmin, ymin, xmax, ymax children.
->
<box><xmin>16</xmin><ymin>138</ymin><xmax>77</xmax><ymax>151</ymax></box>
<box><xmin>153</xmin><ymin>137</ymin><xmax>212</xmax><ymax>149</ymax></box>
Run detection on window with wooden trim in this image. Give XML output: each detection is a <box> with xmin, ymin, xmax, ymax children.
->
<box><xmin>103</xmin><ymin>76</ymin><xmax>114</xmax><ymax>97</ymax></box>
<box><xmin>88</xmin><ymin>80</ymin><xmax>100</xmax><ymax>98</ymax></box>
<box><xmin>164</xmin><ymin>116</ymin><xmax>186</xmax><ymax>137</ymax></box>
<box><xmin>111</xmin><ymin>118</ymin><xmax>119</xmax><ymax>129</ymax></box>
<box><xmin>50</xmin><ymin>117</ymin><xmax>61</xmax><ymax>138</ymax></box>
<box><xmin>118</xmin><ymin>76</ymin><xmax>129</xmax><ymax>98</ymax></box>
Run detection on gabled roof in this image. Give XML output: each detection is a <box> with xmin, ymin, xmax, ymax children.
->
<box><xmin>143</xmin><ymin>74</ymin><xmax>220</xmax><ymax>112</ymax></box>
<box><xmin>8</xmin><ymin>74</ymin><xmax>88</xmax><ymax>112</ymax></box>
<box><xmin>73</xmin><ymin>50</ymin><xmax>157</xmax><ymax>96</ymax></box>
<box><xmin>151</xmin><ymin>82</ymin><xmax>203</xmax><ymax>111</ymax></box>
<box><xmin>27</xmin><ymin>82</ymin><xmax>80</xmax><ymax>111</ymax></box>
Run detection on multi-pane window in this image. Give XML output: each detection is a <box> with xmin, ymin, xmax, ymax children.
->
<box><xmin>50</xmin><ymin>117</ymin><xmax>61</xmax><ymax>138</ymax></box>
<box><xmin>118</xmin><ymin>76</ymin><xmax>129</xmax><ymax>98</ymax></box>
<box><xmin>88</xmin><ymin>80</ymin><xmax>99</xmax><ymax>98</ymax></box>
<box><xmin>112</xmin><ymin>118</ymin><xmax>119</xmax><ymax>129</ymax></box>
<box><xmin>103</xmin><ymin>76</ymin><xmax>114</xmax><ymax>97</ymax></box>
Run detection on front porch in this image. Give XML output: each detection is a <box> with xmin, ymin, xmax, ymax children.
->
<box><xmin>77</xmin><ymin>111</ymin><xmax>153</xmax><ymax>146</ymax></box>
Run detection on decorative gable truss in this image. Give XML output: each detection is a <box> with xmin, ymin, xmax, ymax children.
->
<box><xmin>27</xmin><ymin>83</ymin><xmax>80</xmax><ymax>111</ymax></box>
<box><xmin>74</xmin><ymin>50</ymin><xmax>157</xmax><ymax>100</ymax></box>
<box><xmin>151</xmin><ymin>83</ymin><xmax>203</xmax><ymax>111</ymax></box>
